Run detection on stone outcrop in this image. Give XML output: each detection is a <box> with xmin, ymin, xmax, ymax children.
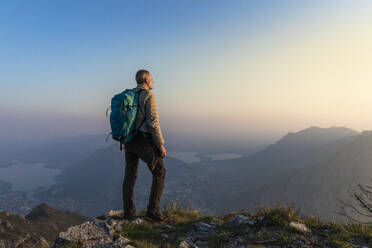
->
<box><xmin>3</xmin><ymin>205</ymin><xmax>372</xmax><ymax>248</ymax></box>
<box><xmin>230</xmin><ymin>214</ymin><xmax>255</xmax><ymax>225</ymax></box>
<box><xmin>51</xmin><ymin>210</ymin><xmax>135</xmax><ymax>248</ymax></box>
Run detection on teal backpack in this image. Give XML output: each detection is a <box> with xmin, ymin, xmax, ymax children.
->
<box><xmin>108</xmin><ymin>88</ymin><xmax>144</xmax><ymax>150</ymax></box>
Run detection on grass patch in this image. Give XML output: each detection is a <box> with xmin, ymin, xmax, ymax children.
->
<box><xmin>121</xmin><ymin>222</ymin><xmax>162</xmax><ymax>242</ymax></box>
<box><xmin>129</xmin><ymin>240</ymin><xmax>160</xmax><ymax>248</ymax></box>
<box><xmin>344</xmin><ymin>222</ymin><xmax>372</xmax><ymax>240</ymax></box>
<box><xmin>302</xmin><ymin>215</ymin><xmax>323</xmax><ymax>228</ymax></box>
<box><xmin>323</xmin><ymin>222</ymin><xmax>352</xmax><ymax>247</ymax></box>
<box><xmin>116</xmin><ymin>201</ymin><xmax>203</xmax><ymax>247</ymax></box>
<box><xmin>163</xmin><ymin>200</ymin><xmax>201</xmax><ymax>224</ymax></box>
<box><xmin>256</xmin><ymin>204</ymin><xmax>300</xmax><ymax>227</ymax></box>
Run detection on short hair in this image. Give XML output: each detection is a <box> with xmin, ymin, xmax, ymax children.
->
<box><xmin>136</xmin><ymin>69</ymin><xmax>150</xmax><ymax>84</ymax></box>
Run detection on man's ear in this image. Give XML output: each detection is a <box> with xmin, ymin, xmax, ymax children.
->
<box><xmin>145</xmin><ymin>75</ymin><xmax>151</xmax><ymax>87</ymax></box>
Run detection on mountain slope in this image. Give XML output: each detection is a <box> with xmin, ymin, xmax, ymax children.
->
<box><xmin>35</xmin><ymin>144</ymin><xmax>197</xmax><ymax>217</ymax></box>
<box><xmin>255</xmin><ymin>130</ymin><xmax>372</xmax><ymax>221</ymax></box>
<box><xmin>185</xmin><ymin>126</ymin><xmax>360</xmax><ymax>212</ymax></box>
<box><xmin>34</xmin><ymin>126</ymin><xmax>363</xmax><ymax>220</ymax></box>
<box><xmin>0</xmin><ymin>203</ymin><xmax>88</xmax><ymax>247</ymax></box>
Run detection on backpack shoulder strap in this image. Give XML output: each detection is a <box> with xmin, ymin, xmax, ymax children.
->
<box><xmin>136</xmin><ymin>89</ymin><xmax>147</xmax><ymax>132</ymax></box>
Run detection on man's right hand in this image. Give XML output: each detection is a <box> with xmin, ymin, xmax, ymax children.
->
<box><xmin>159</xmin><ymin>145</ymin><xmax>167</xmax><ymax>158</ymax></box>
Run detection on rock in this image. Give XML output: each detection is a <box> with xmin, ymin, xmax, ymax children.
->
<box><xmin>193</xmin><ymin>221</ymin><xmax>214</xmax><ymax>233</ymax></box>
<box><xmin>194</xmin><ymin>240</ymin><xmax>208</xmax><ymax>247</ymax></box>
<box><xmin>16</xmin><ymin>214</ymin><xmax>26</xmax><ymax>220</ymax></box>
<box><xmin>104</xmin><ymin>210</ymin><xmax>124</xmax><ymax>220</ymax></box>
<box><xmin>179</xmin><ymin>240</ymin><xmax>190</xmax><ymax>248</ymax></box>
<box><xmin>131</xmin><ymin>217</ymin><xmax>145</xmax><ymax>225</ymax></box>
<box><xmin>289</xmin><ymin>222</ymin><xmax>310</xmax><ymax>233</ymax></box>
<box><xmin>117</xmin><ymin>220</ymin><xmax>125</xmax><ymax>226</ymax></box>
<box><xmin>59</xmin><ymin>221</ymin><xmax>108</xmax><ymax>241</ymax></box>
<box><xmin>51</xmin><ymin>220</ymin><xmax>131</xmax><ymax>248</ymax></box>
<box><xmin>113</xmin><ymin>236</ymin><xmax>133</xmax><ymax>247</ymax></box>
<box><xmin>230</xmin><ymin>215</ymin><xmax>255</xmax><ymax>225</ymax></box>
<box><xmin>108</xmin><ymin>218</ymin><xmax>117</xmax><ymax>226</ymax></box>
<box><xmin>1</xmin><ymin>220</ymin><xmax>14</xmax><ymax>231</ymax></box>
<box><xmin>114</xmin><ymin>224</ymin><xmax>122</xmax><ymax>232</ymax></box>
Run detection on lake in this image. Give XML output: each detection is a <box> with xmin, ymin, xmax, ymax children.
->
<box><xmin>0</xmin><ymin>162</ymin><xmax>61</xmax><ymax>191</ymax></box>
<box><xmin>167</xmin><ymin>151</ymin><xmax>242</xmax><ymax>164</ymax></box>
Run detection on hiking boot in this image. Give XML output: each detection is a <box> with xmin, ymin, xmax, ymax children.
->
<box><xmin>145</xmin><ymin>211</ymin><xmax>165</xmax><ymax>222</ymax></box>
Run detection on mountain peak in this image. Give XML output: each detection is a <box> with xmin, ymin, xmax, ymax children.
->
<box><xmin>25</xmin><ymin>203</ymin><xmax>54</xmax><ymax>221</ymax></box>
<box><xmin>0</xmin><ymin>204</ymin><xmax>88</xmax><ymax>247</ymax></box>
<box><xmin>300</xmin><ymin>126</ymin><xmax>358</xmax><ymax>134</ymax></box>
<box><xmin>276</xmin><ymin>126</ymin><xmax>359</xmax><ymax>147</ymax></box>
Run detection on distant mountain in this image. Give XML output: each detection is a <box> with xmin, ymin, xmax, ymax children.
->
<box><xmin>0</xmin><ymin>203</ymin><xmax>88</xmax><ymax>247</ymax></box>
<box><xmin>253</xmin><ymin>130</ymin><xmax>372</xmax><ymax>221</ymax></box>
<box><xmin>238</xmin><ymin>126</ymin><xmax>359</xmax><ymax>175</ymax></box>
<box><xmin>35</xmin><ymin>126</ymin><xmax>365</xmax><ymax>221</ymax></box>
<box><xmin>185</xmin><ymin>126</ymin><xmax>360</xmax><ymax>212</ymax></box>
<box><xmin>4</xmin><ymin>134</ymin><xmax>111</xmax><ymax>169</ymax></box>
<box><xmin>275</xmin><ymin>126</ymin><xmax>359</xmax><ymax>148</ymax></box>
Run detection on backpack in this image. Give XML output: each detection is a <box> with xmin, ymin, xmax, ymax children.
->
<box><xmin>108</xmin><ymin>88</ymin><xmax>144</xmax><ymax>150</ymax></box>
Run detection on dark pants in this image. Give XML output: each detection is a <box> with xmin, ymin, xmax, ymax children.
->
<box><xmin>123</xmin><ymin>135</ymin><xmax>166</xmax><ymax>215</ymax></box>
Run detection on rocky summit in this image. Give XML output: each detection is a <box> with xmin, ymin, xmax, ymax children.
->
<box><xmin>52</xmin><ymin>210</ymin><xmax>133</xmax><ymax>248</ymax></box>
<box><xmin>1</xmin><ymin>202</ymin><xmax>372</xmax><ymax>247</ymax></box>
<box><xmin>50</xmin><ymin>203</ymin><xmax>372</xmax><ymax>248</ymax></box>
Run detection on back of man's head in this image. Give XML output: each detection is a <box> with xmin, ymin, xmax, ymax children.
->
<box><xmin>136</xmin><ymin>70</ymin><xmax>150</xmax><ymax>84</ymax></box>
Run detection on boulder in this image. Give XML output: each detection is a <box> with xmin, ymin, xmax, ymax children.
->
<box><xmin>104</xmin><ymin>210</ymin><xmax>124</xmax><ymax>219</ymax></box>
<box><xmin>193</xmin><ymin>221</ymin><xmax>214</xmax><ymax>233</ymax></box>
<box><xmin>289</xmin><ymin>222</ymin><xmax>310</xmax><ymax>233</ymax></box>
<box><xmin>178</xmin><ymin>240</ymin><xmax>190</xmax><ymax>248</ymax></box>
<box><xmin>131</xmin><ymin>217</ymin><xmax>145</xmax><ymax>225</ymax></box>
<box><xmin>51</xmin><ymin>219</ymin><xmax>132</xmax><ymax>248</ymax></box>
<box><xmin>230</xmin><ymin>215</ymin><xmax>255</xmax><ymax>225</ymax></box>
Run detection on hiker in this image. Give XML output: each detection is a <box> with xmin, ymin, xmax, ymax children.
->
<box><xmin>122</xmin><ymin>69</ymin><xmax>167</xmax><ymax>221</ymax></box>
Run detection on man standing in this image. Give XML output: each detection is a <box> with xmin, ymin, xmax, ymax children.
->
<box><xmin>123</xmin><ymin>69</ymin><xmax>167</xmax><ymax>221</ymax></box>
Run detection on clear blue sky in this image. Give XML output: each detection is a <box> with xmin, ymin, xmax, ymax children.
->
<box><xmin>1</xmin><ymin>0</ymin><xmax>371</xmax><ymax>143</ymax></box>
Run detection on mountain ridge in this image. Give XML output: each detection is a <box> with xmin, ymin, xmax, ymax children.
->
<box><xmin>0</xmin><ymin>203</ymin><xmax>88</xmax><ymax>248</ymax></box>
<box><xmin>3</xmin><ymin>202</ymin><xmax>372</xmax><ymax>247</ymax></box>
<box><xmin>255</xmin><ymin>131</ymin><xmax>372</xmax><ymax>221</ymax></box>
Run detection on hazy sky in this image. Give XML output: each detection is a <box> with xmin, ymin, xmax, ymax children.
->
<box><xmin>1</xmin><ymin>0</ymin><xmax>372</xmax><ymax>143</ymax></box>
